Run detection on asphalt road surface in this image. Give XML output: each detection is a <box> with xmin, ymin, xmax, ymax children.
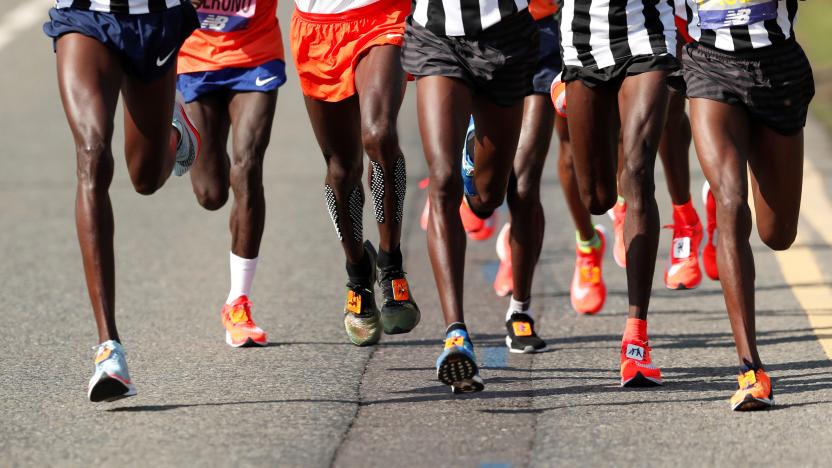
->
<box><xmin>3</xmin><ymin>2</ymin><xmax>832</xmax><ymax>467</ymax></box>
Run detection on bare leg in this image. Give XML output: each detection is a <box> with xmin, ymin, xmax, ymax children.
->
<box><xmin>186</xmin><ymin>92</ymin><xmax>232</xmax><ymax>211</ymax></box>
<box><xmin>555</xmin><ymin>114</ymin><xmax>595</xmax><ymax>240</ymax></box>
<box><xmin>658</xmin><ymin>89</ymin><xmax>692</xmax><ymax>205</ymax></box>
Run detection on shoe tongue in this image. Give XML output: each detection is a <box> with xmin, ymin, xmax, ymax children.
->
<box><xmin>230</xmin><ymin>306</ymin><xmax>250</xmax><ymax>324</ymax></box>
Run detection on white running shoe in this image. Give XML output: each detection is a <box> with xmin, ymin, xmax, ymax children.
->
<box><xmin>172</xmin><ymin>92</ymin><xmax>201</xmax><ymax>177</ymax></box>
<box><xmin>88</xmin><ymin>340</ymin><xmax>137</xmax><ymax>403</ymax></box>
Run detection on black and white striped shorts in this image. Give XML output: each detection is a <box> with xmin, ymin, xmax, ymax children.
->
<box><xmin>401</xmin><ymin>11</ymin><xmax>539</xmax><ymax>107</ymax></box>
<box><xmin>679</xmin><ymin>39</ymin><xmax>815</xmax><ymax>136</ymax></box>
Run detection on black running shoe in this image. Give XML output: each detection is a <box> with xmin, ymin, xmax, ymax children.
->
<box><xmin>378</xmin><ymin>265</ymin><xmax>421</xmax><ymax>335</ymax></box>
<box><xmin>343</xmin><ymin>242</ymin><xmax>381</xmax><ymax>346</ymax></box>
<box><xmin>505</xmin><ymin>313</ymin><xmax>546</xmax><ymax>354</ymax></box>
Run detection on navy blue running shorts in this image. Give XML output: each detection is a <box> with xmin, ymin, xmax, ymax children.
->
<box><xmin>532</xmin><ymin>16</ymin><xmax>562</xmax><ymax>95</ymax></box>
<box><xmin>177</xmin><ymin>59</ymin><xmax>288</xmax><ymax>103</ymax></box>
<box><xmin>43</xmin><ymin>5</ymin><xmax>199</xmax><ymax>83</ymax></box>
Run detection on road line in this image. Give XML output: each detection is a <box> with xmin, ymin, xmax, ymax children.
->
<box><xmin>0</xmin><ymin>1</ymin><xmax>53</xmax><ymax>52</ymax></box>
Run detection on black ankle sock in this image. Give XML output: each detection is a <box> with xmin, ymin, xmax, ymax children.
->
<box><xmin>446</xmin><ymin>322</ymin><xmax>467</xmax><ymax>334</ymax></box>
<box><xmin>378</xmin><ymin>244</ymin><xmax>403</xmax><ymax>270</ymax></box>
<box><xmin>346</xmin><ymin>251</ymin><xmax>372</xmax><ymax>284</ymax></box>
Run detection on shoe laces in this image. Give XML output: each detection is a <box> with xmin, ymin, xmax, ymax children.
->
<box><xmin>576</xmin><ymin>250</ymin><xmax>601</xmax><ymax>285</ymax></box>
<box><xmin>228</xmin><ymin>302</ymin><xmax>254</xmax><ymax>326</ymax></box>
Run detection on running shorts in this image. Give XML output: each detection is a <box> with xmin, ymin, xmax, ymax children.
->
<box><xmin>678</xmin><ymin>39</ymin><xmax>815</xmax><ymax>136</ymax></box>
<box><xmin>401</xmin><ymin>11</ymin><xmax>539</xmax><ymax>107</ymax></box>
<box><xmin>561</xmin><ymin>54</ymin><xmax>679</xmax><ymax>88</ymax></box>
<box><xmin>290</xmin><ymin>0</ymin><xmax>408</xmax><ymax>102</ymax></box>
<box><xmin>43</xmin><ymin>5</ymin><xmax>199</xmax><ymax>82</ymax></box>
<box><xmin>532</xmin><ymin>16</ymin><xmax>562</xmax><ymax>95</ymax></box>
<box><xmin>177</xmin><ymin>59</ymin><xmax>287</xmax><ymax>102</ymax></box>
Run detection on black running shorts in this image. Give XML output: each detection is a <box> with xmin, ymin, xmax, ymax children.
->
<box><xmin>401</xmin><ymin>11</ymin><xmax>539</xmax><ymax>107</ymax></box>
<box><xmin>561</xmin><ymin>53</ymin><xmax>679</xmax><ymax>88</ymax></box>
<box><xmin>677</xmin><ymin>39</ymin><xmax>815</xmax><ymax>136</ymax></box>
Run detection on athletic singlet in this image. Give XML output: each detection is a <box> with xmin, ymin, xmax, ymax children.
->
<box><xmin>177</xmin><ymin>0</ymin><xmax>285</xmax><ymax>74</ymax></box>
<box><xmin>293</xmin><ymin>0</ymin><xmax>379</xmax><ymax>14</ymax></box>
<box><xmin>529</xmin><ymin>0</ymin><xmax>558</xmax><ymax>20</ymax></box>
<box><xmin>677</xmin><ymin>0</ymin><xmax>798</xmax><ymax>52</ymax></box>
<box><xmin>54</xmin><ymin>0</ymin><xmax>183</xmax><ymax>14</ymax></box>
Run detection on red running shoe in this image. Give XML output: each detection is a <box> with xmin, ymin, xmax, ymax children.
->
<box><xmin>664</xmin><ymin>204</ymin><xmax>703</xmax><ymax>290</ymax></box>
<box><xmin>702</xmin><ymin>181</ymin><xmax>719</xmax><ymax>280</ymax></box>
<box><xmin>493</xmin><ymin>223</ymin><xmax>513</xmax><ymax>297</ymax></box>
<box><xmin>570</xmin><ymin>226</ymin><xmax>607</xmax><ymax>315</ymax></box>
<box><xmin>607</xmin><ymin>200</ymin><xmax>627</xmax><ymax>268</ymax></box>
<box><xmin>620</xmin><ymin>338</ymin><xmax>663</xmax><ymax>387</ymax></box>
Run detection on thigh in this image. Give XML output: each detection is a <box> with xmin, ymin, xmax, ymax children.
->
<box><xmin>354</xmin><ymin>45</ymin><xmax>407</xmax><ymax>130</ymax></box>
<box><xmin>120</xmin><ymin>66</ymin><xmax>178</xmax><ymax>168</ymax></box>
<box><xmin>55</xmin><ymin>33</ymin><xmax>123</xmax><ymax>152</ymax></box>
<box><xmin>747</xmin><ymin>124</ymin><xmax>803</xmax><ymax>248</ymax></box>
<box><xmin>303</xmin><ymin>95</ymin><xmax>363</xmax><ymax>163</ymax></box>
<box><xmin>618</xmin><ymin>71</ymin><xmax>670</xmax><ymax>168</ymax></box>
<box><xmin>186</xmin><ymin>92</ymin><xmax>232</xmax><ymax>188</ymax></box>
<box><xmin>228</xmin><ymin>90</ymin><xmax>279</xmax><ymax>163</ymax></box>
<box><xmin>469</xmin><ymin>95</ymin><xmax>524</xmax><ymax>195</ymax></box>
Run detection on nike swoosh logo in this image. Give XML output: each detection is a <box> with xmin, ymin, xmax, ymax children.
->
<box><xmin>386</xmin><ymin>33</ymin><xmax>403</xmax><ymax>39</ymax></box>
<box><xmin>255</xmin><ymin>76</ymin><xmax>278</xmax><ymax>87</ymax></box>
<box><xmin>156</xmin><ymin>49</ymin><xmax>175</xmax><ymax>67</ymax></box>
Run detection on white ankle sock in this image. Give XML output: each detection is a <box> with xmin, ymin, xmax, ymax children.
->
<box><xmin>227</xmin><ymin>252</ymin><xmax>258</xmax><ymax>304</ymax></box>
<box><xmin>506</xmin><ymin>297</ymin><xmax>531</xmax><ymax>321</ymax></box>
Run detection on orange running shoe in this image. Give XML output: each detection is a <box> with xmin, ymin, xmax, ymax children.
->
<box><xmin>550</xmin><ymin>72</ymin><xmax>567</xmax><ymax>117</ymax></box>
<box><xmin>730</xmin><ymin>367</ymin><xmax>773</xmax><ymax>411</ymax></box>
<box><xmin>493</xmin><ymin>223</ymin><xmax>513</xmax><ymax>297</ymax></box>
<box><xmin>459</xmin><ymin>197</ymin><xmax>498</xmax><ymax>241</ymax></box>
<box><xmin>620</xmin><ymin>338</ymin><xmax>662</xmax><ymax>387</ymax></box>
<box><xmin>221</xmin><ymin>295</ymin><xmax>267</xmax><ymax>347</ymax></box>
<box><xmin>702</xmin><ymin>181</ymin><xmax>719</xmax><ymax>280</ymax></box>
<box><xmin>608</xmin><ymin>200</ymin><xmax>627</xmax><ymax>268</ymax></box>
<box><xmin>570</xmin><ymin>226</ymin><xmax>607</xmax><ymax>315</ymax></box>
<box><xmin>664</xmin><ymin>205</ymin><xmax>703</xmax><ymax>290</ymax></box>
<box><xmin>419</xmin><ymin>178</ymin><xmax>430</xmax><ymax>231</ymax></box>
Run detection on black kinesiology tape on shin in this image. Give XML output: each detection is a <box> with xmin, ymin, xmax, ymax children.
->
<box><xmin>324</xmin><ymin>184</ymin><xmax>343</xmax><ymax>241</ymax></box>
<box><xmin>348</xmin><ymin>186</ymin><xmax>364</xmax><ymax>242</ymax></box>
<box><xmin>369</xmin><ymin>160</ymin><xmax>385</xmax><ymax>224</ymax></box>
<box><xmin>393</xmin><ymin>157</ymin><xmax>406</xmax><ymax>224</ymax></box>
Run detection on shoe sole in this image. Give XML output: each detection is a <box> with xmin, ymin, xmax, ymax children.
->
<box><xmin>451</xmin><ymin>374</ymin><xmax>485</xmax><ymax>394</ymax></box>
<box><xmin>89</xmin><ymin>375</ymin><xmax>137</xmax><ymax>403</ymax></box>
<box><xmin>437</xmin><ymin>352</ymin><xmax>480</xmax><ymax>389</ymax></box>
<box><xmin>381</xmin><ymin>307</ymin><xmax>421</xmax><ymax>335</ymax></box>
<box><xmin>225</xmin><ymin>332</ymin><xmax>267</xmax><ymax>348</ymax></box>
<box><xmin>505</xmin><ymin>336</ymin><xmax>547</xmax><ymax>354</ymax></box>
<box><xmin>621</xmin><ymin>372</ymin><xmax>663</xmax><ymax>388</ymax></box>
<box><xmin>732</xmin><ymin>395</ymin><xmax>774</xmax><ymax>411</ymax></box>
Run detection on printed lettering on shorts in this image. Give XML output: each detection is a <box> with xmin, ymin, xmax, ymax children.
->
<box><xmin>697</xmin><ymin>0</ymin><xmax>777</xmax><ymax>30</ymax></box>
<box><xmin>198</xmin><ymin>0</ymin><xmax>257</xmax><ymax>32</ymax></box>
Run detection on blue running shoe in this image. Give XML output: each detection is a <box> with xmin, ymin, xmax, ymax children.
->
<box><xmin>436</xmin><ymin>327</ymin><xmax>484</xmax><ymax>394</ymax></box>
<box><xmin>88</xmin><ymin>340</ymin><xmax>137</xmax><ymax>403</ymax></box>
<box><xmin>461</xmin><ymin>117</ymin><xmax>477</xmax><ymax>197</ymax></box>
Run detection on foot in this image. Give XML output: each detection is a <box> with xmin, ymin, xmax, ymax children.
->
<box><xmin>664</xmin><ymin>210</ymin><xmax>703</xmax><ymax>290</ymax></box>
<box><xmin>493</xmin><ymin>223</ymin><xmax>513</xmax><ymax>297</ymax></box>
<box><xmin>172</xmin><ymin>91</ymin><xmax>201</xmax><ymax>177</ymax></box>
<box><xmin>88</xmin><ymin>340</ymin><xmax>137</xmax><ymax>403</ymax></box>
<box><xmin>730</xmin><ymin>367</ymin><xmax>774</xmax><ymax>411</ymax></box>
<box><xmin>702</xmin><ymin>181</ymin><xmax>719</xmax><ymax>281</ymax></box>
<box><xmin>571</xmin><ymin>225</ymin><xmax>607</xmax><ymax>315</ymax></box>
<box><xmin>436</xmin><ymin>327</ymin><xmax>484</xmax><ymax>394</ymax></box>
<box><xmin>343</xmin><ymin>241</ymin><xmax>382</xmax><ymax>346</ymax></box>
<box><xmin>378</xmin><ymin>265</ymin><xmax>421</xmax><ymax>335</ymax></box>
<box><xmin>221</xmin><ymin>295</ymin><xmax>267</xmax><ymax>347</ymax></box>
<box><xmin>505</xmin><ymin>312</ymin><xmax>546</xmax><ymax>354</ymax></box>
<box><xmin>620</xmin><ymin>338</ymin><xmax>663</xmax><ymax>387</ymax></box>
<box><xmin>607</xmin><ymin>200</ymin><xmax>627</xmax><ymax>268</ymax></box>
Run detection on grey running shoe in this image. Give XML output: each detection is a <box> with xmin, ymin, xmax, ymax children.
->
<box><xmin>172</xmin><ymin>92</ymin><xmax>200</xmax><ymax>177</ymax></box>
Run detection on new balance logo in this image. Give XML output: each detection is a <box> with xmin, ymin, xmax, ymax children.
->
<box><xmin>625</xmin><ymin>344</ymin><xmax>645</xmax><ymax>361</ymax></box>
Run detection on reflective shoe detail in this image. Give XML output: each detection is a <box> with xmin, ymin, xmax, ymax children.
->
<box><xmin>461</xmin><ymin>117</ymin><xmax>477</xmax><ymax>196</ymax></box>
<box><xmin>88</xmin><ymin>340</ymin><xmax>137</xmax><ymax>403</ymax></box>
<box><xmin>493</xmin><ymin>223</ymin><xmax>513</xmax><ymax>297</ymax></box>
<box><xmin>505</xmin><ymin>312</ymin><xmax>546</xmax><ymax>354</ymax></box>
<box><xmin>221</xmin><ymin>295</ymin><xmax>267</xmax><ymax>347</ymax></box>
<box><xmin>730</xmin><ymin>368</ymin><xmax>774</xmax><ymax>411</ymax></box>
<box><xmin>419</xmin><ymin>178</ymin><xmax>430</xmax><ymax>231</ymax></box>
<box><xmin>172</xmin><ymin>91</ymin><xmax>201</xmax><ymax>177</ymax></box>
<box><xmin>702</xmin><ymin>181</ymin><xmax>719</xmax><ymax>281</ymax></box>
<box><xmin>436</xmin><ymin>329</ymin><xmax>484</xmax><ymax>393</ymax></box>
<box><xmin>620</xmin><ymin>338</ymin><xmax>663</xmax><ymax>387</ymax></box>
<box><xmin>571</xmin><ymin>225</ymin><xmax>607</xmax><ymax>315</ymax></box>
<box><xmin>608</xmin><ymin>201</ymin><xmax>627</xmax><ymax>268</ymax></box>
<box><xmin>459</xmin><ymin>197</ymin><xmax>498</xmax><ymax>241</ymax></box>
<box><xmin>663</xmin><ymin>210</ymin><xmax>703</xmax><ymax>290</ymax></box>
<box><xmin>378</xmin><ymin>268</ymin><xmax>421</xmax><ymax>335</ymax></box>
<box><xmin>343</xmin><ymin>241</ymin><xmax>382</xmax><ymax>346</ymax></box>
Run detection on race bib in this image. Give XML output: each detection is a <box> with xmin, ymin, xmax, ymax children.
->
<box><xmin>197</xmin><ymin>0</ymin><xmax>257</xmax><ymax>32</ymax></box>
<box><xmin>697</xmin><ymin>0</ymin><xmax>778</xmax><ymax>30</ymax></box>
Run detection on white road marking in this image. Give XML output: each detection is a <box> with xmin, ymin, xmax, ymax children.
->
<box><xmin>0</xmin><ymin>0</ymin><xmax>55</xmax><ymax>52</ymax></box>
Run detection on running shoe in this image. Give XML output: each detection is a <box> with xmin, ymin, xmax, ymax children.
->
<box><xmin>493</xmin><ymin>223</ymin><xmax>513</xmax><ymax>297</ymax></box>
<box><xmin>460</xmin><ymin>198</ymin><xmax>498</xmax><ymax>241</ymax></box>
<box><xmin>505</xmin><ymin>312</ymin><xmax>546</xmax><ymax>353</ymax></box>
<box><xmin>730</xmin><ymin>367</ymin><xmax>774</xmax><ymax>411</ymax></box>
<box><xmin>461</xmin><ymin>116</ymin><xmax>477</xmax><ymax>196</ymax></box>
<box><xmin>221</xmin><ymin>295</ymin><xmax>267</xmax><ymax>347</ymax></box>
<box><xmin>172</xmin><ymin>91</ymin><xmax>201</xmax><ymax>177</ymax></box>
<box><xmin>419</xmin><ymin>178</ymin><xmax>430</xmax><ymax>231</ymax></box>
<box><xmin>620</xmin><ymin>338</ymin><xmax>663</xmax><ymax>387</ymax></box>
<box><xmin>88</xmin><ymin>340</ymin><xmax>136</xmax><ymax>403</ymax></box>
<box><xmin>702</xmin><ymin>181</ymin><xmax>719</xmax><ymax>281</ymax></box>
<box><xmin>550</xmin><ymin>72</ymin><xmax>567</xmax><ymax>117</ymax></box>
<box><xmin>343</xmin><ymin>241</ymin><xmax>382</xmax><ymax>346</ymax></box>
<box><xmin>436</xmin><ymin>327</ymin><xmax>484</xmax><ymax>393</ymax></box>
<box><xmin>570</xmin><ymin>226</ymin><xmax>607</xmax><ymax>315</ymax></box>
<box><xmin>663</xmin><ymin>207</ymin><xmax>703</xmax><ymax>290</ymax></box>
<box><xmin>608</xmin><ymin>200</ymin><xmax>627</xmax><ymax>268</ymax></box>
<box><xmin>378</xmin><ymin>265</ymin><xmax>421</xmax><ymax>335</ymax></box>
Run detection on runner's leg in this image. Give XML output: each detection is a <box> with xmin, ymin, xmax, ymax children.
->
<box><xmin>556</xmin><ymin>115</ymin><xmax>595</xmax><ymax>240</ymax></box>
<box><xmin>658</xmin><ymin>89</ymin><xmax>692</xmax><ymax>205</ymax></box>
<box><xmin>186</xmin><ymin>92</ymin><xmax>232</xmax><ymax>210</ymax></box>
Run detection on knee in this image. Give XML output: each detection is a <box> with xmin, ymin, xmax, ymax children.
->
<box><xmin>361</xmin><ymin>120</ymin><xmax>398</xmax><ymax>161</ymax></box>
<box><xmin>759</xmin><ymin>225</ymin><xmax>797</xmax><ymax>251</ymax></box>
<box><xmin>508</xmin><ymin>170</ymin><xmax>542</xmax><ymax>209</ymax></box>
<box><xmin>428</xmin><ymin>167</ymin><xmax>463</xmax><ymax>209</ymax></box>
<box><xmin>75</xmin><ymin>141</ymin><xmax>114</xmax><ymax>192</ymax></box>
<box><xmin>620</xmin><ymin>155</ymin><xmax>656</xmax><ymax>209</ymax></box>
<box><xmin>325</xmin><ymin>152</ymin><xmax>363</xmax><ymax>189</ymax></box>
<box><xmin>713</xmin><ymin>188</ymin><xmax>753</xmax><ymax>238</ymax></box>
<box><xmin>230</xmin><ymin>148</ymin><xmax>264</xmax><ymax>196</ymax></box>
